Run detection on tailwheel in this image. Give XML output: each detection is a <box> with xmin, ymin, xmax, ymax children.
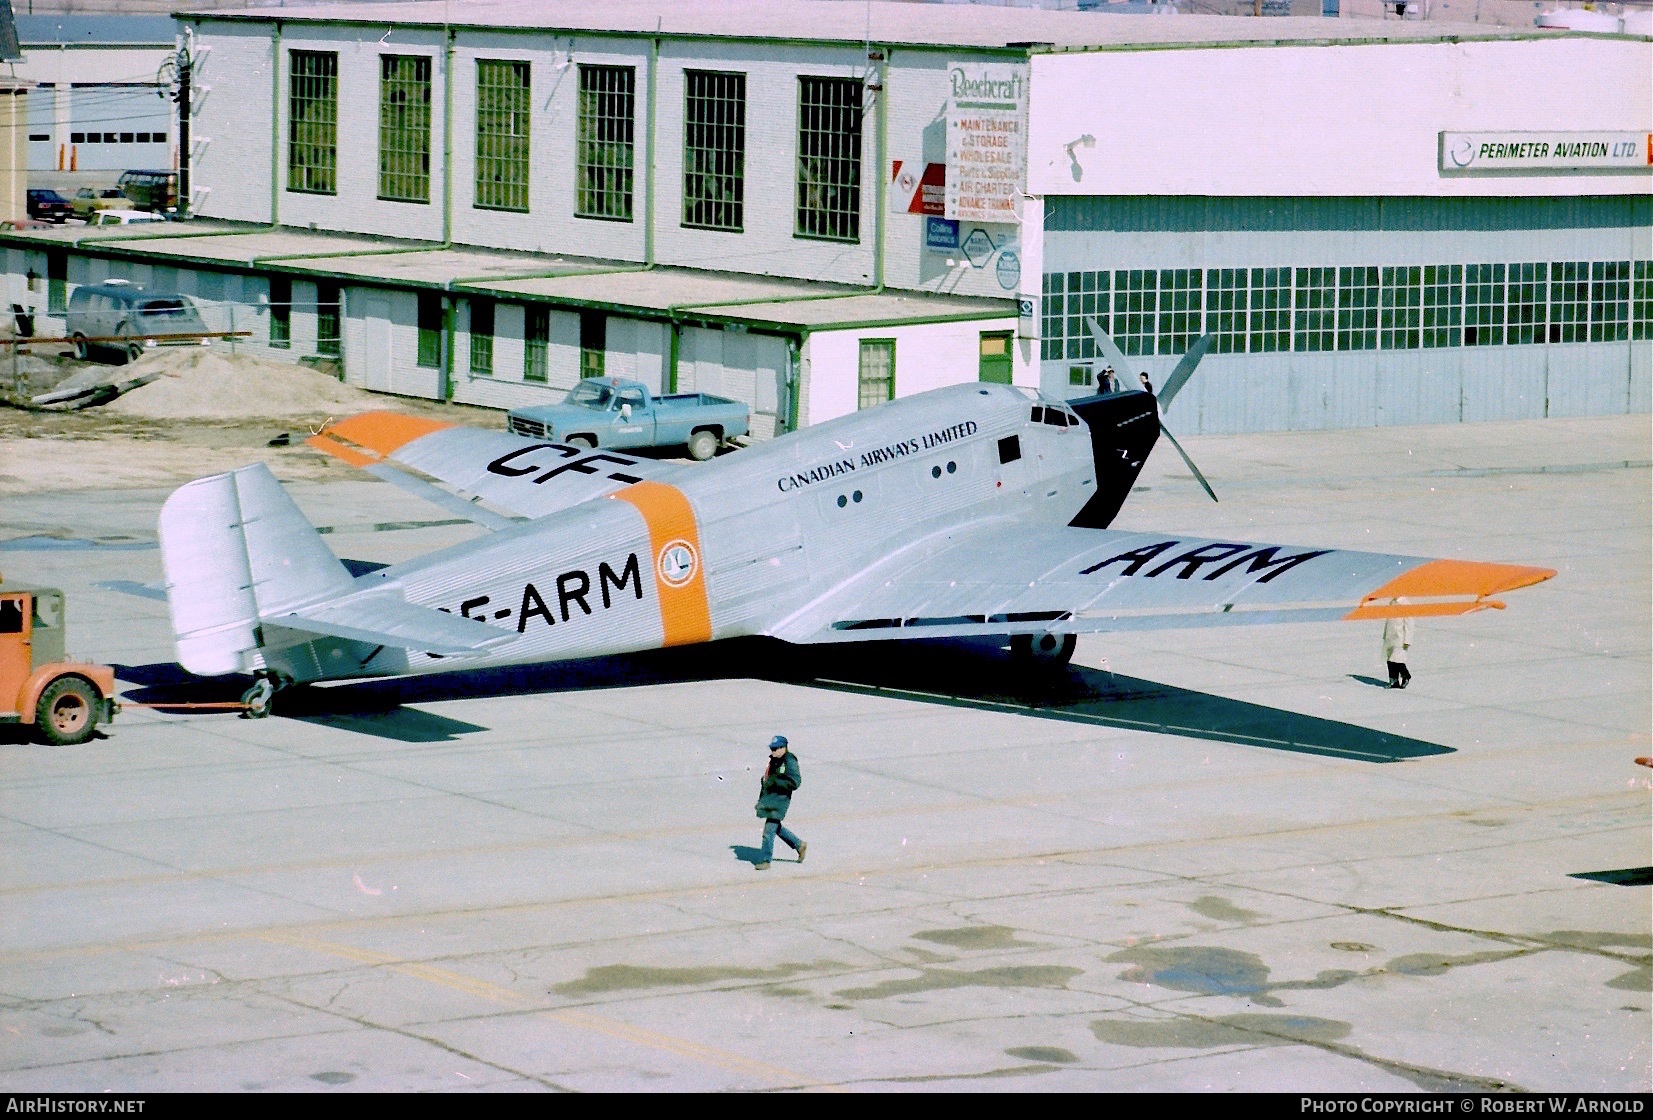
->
<box><xmin>240</xmin><ymin>673</ymin><xmax>287</xmax><ymax>719</ymax></box>
<box><xmin>1011</xmin><ymin>632</ymin><xmax>1077</xmax><ymax>669</ymax></box>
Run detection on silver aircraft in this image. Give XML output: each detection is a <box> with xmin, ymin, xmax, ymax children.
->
<box><xmin>158</xmin><ymin>371</ymin><xmax>1554</xmax><ymax>715</ymax></box>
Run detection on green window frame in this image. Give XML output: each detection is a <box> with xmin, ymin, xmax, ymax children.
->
<box><xmin>1040</xmin><ymin>273</ymin><xmax>1064</xmax><ymax>363</ymax></box>
<box><xmin>1463</xmin><ymin>263</ymin><xmax>1504</xmax><ymax>347</ymax></box>
<box><xmin>476</xmin><ymin>60</ymin><xmax>530</xmax><ymax>213</ymax></box>
<box><xmin>1157</xmin><ymin>268</ymin><xmax>1203</xmax><ymax>356</ymax></box>
<box><xmin>469</xmin><ymin>298</ymin><xmax>495</xmax><ymax>376</ymax></box>
<box><xmin>1508</xmin><ymin>262</ymin><xmax>1548</xmax><ymax>345</ymax></box>
<box><xmin>1204</xmin><ymin>268</ymin><xmax>1247</xmax><ymax>355</ymax></box>
<box><xmin>269</xmin><ymin>275</ymin><xmax>291</xmax><ymax>350</ymax></box>
<box><xmin>416</xmin><ymin>293</ymin><xmax>442</xmax><ymax>368</ymax></box>
<box><xmin>1380</xmin><ymin>266</ymin><xmax>1421</xmax><ymax>350</ymax></box>
<box><xmin>1112</xmin><ymin>269</ymin><xmax>1157</xmax><ymax>357</ymax></box>
<box><xmin>1549</xmin><ymin>261</ymin><xmax>1589</xmax><ymax>344</ymax></box>
<box><xmin>1421</xmin><ymin>264</ymin><xmax>1463</xmax><ymax>349</ymax></box>
<box><xmin>683</xmin><ymin>70</ymin><xmax>745</xmax><ymax>232</ymax></box>
<box><xmin>1588</xmin><ymin>260</ymin><xmax>1630</xmax><ymax>343</ymax></box>
<box><xmin>580</xmin><ymin>311</ymin><xmax>606</xmax><ymax>379</ymax></box>
<box><xmin>1247</xmin><ymin>267</ymin><xmax>1290</xmax><ymax>353</ymax></box>
<box><xmin>1336</xmin><ymin>266</ymin><xmax>1379</xmax><ymax>352</ymax></box>
<box><xmin>576</xmin><ymin>65</ymin><xmax>635</xmax><ymax>221</ymax></box>
<box><xmin>1292</xmin><ymin>267</ymin><xmax>1335</xmax><ymax>353</ymax></box>
<box><xmin>288</xmin><ymin>50</ymin><xmax>338</xmax><ymax>195</ymax></box>
<box><xmin>46</xmin><ymin>249</ymin><xmax>67</xmax><ymax>316</ymax></box>
<box><xmin>795</xmin><ymin>76</ymin><xmax>862</xmax><ymax>243</ymax></box>
<box><xmin>858</xmin><ymin>338</ymin><xmax>895</xmax><ymax>409</ymax></box>
<box><xmin>1633</xmin><ymin>260</ymin><xmax>1652</xmax><ymax>342</ymax></box>
<box><xmin>524</xmin><ymin>305</ymin><xmax>549</xmax><ymax>383</ymax></box>
<box><xmin>316</xmin><ymin>280</ymin><xmax>341</xmax><ymax>357</ymax></box>
<box><xmin>379</xmin><ymin>55</ymin><xmax>432</xmax><ymax>204</ymax></box>
<box><xmin>1065</xmin><ymin>270</ymin><xmax>1107</xmax><ymax>361</ymax></box>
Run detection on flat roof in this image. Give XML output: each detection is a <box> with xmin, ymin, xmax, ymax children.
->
<box><xmin>0</xmin><ymin>220</ymin><xmax>1013</xmax><ymax>331</ymax></box>
<box><xmin>178</xmin><ymin>0</ymin><xmax>1560</xmax><ymax>51</ymax></box>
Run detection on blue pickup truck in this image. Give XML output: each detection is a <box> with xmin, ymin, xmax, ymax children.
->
<box><xmin>506</xmin><ymin>377</ymin><xmax>750</xmax><ymax>461</ymax></box>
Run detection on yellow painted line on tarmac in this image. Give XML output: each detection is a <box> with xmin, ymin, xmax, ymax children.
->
<box><xmin>254</xmin><ymin>929</ymin><xmax>841</xmax><ymax>1092</ymax></box>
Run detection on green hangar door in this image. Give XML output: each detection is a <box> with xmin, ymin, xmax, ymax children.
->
<box><xmin>979</xmin><ymin>330</ymin><xmax>1013</xmax><ymax>384</ymax></box>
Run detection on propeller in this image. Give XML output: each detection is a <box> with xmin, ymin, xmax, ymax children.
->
<box><xmin>1084</xmin><ymin>318</ymin><xmax>1218</xmax><ymax>503</ymax></box>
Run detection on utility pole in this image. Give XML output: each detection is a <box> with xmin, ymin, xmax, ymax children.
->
<box><xmin>158</xmin><ymin>34</ymin><xmax>195</xmax><ymax>217</ymax></box>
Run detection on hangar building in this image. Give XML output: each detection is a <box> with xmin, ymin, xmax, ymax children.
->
<box><xmin>1</xmin><ymin>0</ymin><xmax>1647</xmax><ymax>436</ymax></box>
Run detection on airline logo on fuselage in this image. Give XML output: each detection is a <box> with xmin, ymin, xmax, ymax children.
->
<box><xmin>776</xmin><ymin>419</ymin><xmax>979</xmax><ymax>492</ymax></box>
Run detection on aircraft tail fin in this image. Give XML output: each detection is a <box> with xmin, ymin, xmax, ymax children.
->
<box><xmin>1067</xmin><ymin>390</ymin><xmax>1161</xmax><ymax>530</ymax></box>
<box><xmin>158</xmin><ymin>463</ymin><xmax>354</xmax><ymax>676</ymax></box>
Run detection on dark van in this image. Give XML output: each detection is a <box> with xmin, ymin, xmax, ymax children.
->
<box><xmin>116</xmin><ymin>169</ymin><xmax>178</xmax><ymax>213</ymax></box>
<box><xmin>65</xmin><ymin>280</ymin><xmax>210</xmax><ymax>363</ymax></box>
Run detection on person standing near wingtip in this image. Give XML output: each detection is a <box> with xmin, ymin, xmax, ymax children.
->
<box><xmin>1383</xmin><ymin>600</ymin><xmax>1413</xmax><ymax>689</ymax></box>
<box><xmin>753</xmin><ymin>735</ymin><xmax>806</xmax><ymax>870</ymax></box>
<box><xmin>1138</xmin><ymin>371</ymin><xmax>1154</xmax><ymax>394</ymax></box>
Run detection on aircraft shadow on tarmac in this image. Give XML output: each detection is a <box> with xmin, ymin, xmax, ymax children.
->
<box><xmin>115</xmin><ymin>637</ymin><xmax>1450</xmax><ymax>762</ymax></box>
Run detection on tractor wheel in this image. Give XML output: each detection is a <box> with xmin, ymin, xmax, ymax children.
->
<box><xmin>35</xmin><ymin>676</ymin><xmax>99</xmax><ymax>746</ymax></box>
<box><xmin>687</xmin><ymin>429</ymin><xmax>719</xmax><ymax>462</ymax></box>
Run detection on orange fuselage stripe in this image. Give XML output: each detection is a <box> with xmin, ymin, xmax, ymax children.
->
<box><xmin>611</xmin><ymin>482</ymin><xmax>712</xmax><ymax>647</ymax></box>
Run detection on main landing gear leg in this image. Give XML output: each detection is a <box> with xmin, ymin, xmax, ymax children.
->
<box><xmin>240</xmin><ymin>672</ymin><xmax>288</xmax><ymax>719</ymax></box>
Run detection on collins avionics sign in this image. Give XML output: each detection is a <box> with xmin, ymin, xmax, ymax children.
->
<box><xmin>1440</xmin><ymin>131</ymin><xmax>1651</xmax><ymax>175</ymax></box>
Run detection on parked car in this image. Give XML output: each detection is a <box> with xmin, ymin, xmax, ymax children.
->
<box><xmin>0</xmin><ymin>218</ymin><xmax>55</xmax><ymax>231</ymax></box>
<box><xmin>65</xmin><ymin>280</ymin><xmax>212</xmax><ymax>363</ymax></box>
<box><xmin>506</xmin><ymin>376</ymin><xmax>750</xmax><ymax>461</ymax></box>
<box><xmin>25</xmin><ymin>189</ymin><xmax>73</xmax><ymax>223</ymax></box>
<box><xmin>70</xmin><ymin>188</ymin><xmax>128</xmax><ymax>220</ymax></box>
<box><xmin>87</xmin><ymin>209</ymin><xmax>166</xmax><ymax>227</ymax></box>
<box><xmin>116</xmin><ymin>169</ymin><xmax>178</xmax><ymax>213</ymax></box>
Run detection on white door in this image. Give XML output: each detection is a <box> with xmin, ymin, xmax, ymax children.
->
<box><xmin>362</xmin><ymin>298</ymin><xmax>392</xmax><ymax>392</ymax></box>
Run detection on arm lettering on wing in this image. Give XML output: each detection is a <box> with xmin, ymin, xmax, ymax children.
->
<box><xmin>1080</xmin><ymin>540</ymin><xmax>1333</xmax><ymax>583</ymax></box>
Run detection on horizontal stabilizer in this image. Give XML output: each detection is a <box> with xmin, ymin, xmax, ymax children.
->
<box><xmin>273</xmin><ymin>593</ymin><xmax>516</xmax><ymax>655</ymax></box>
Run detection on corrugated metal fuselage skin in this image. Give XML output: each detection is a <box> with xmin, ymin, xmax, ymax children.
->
<box><xmin>260</xmin><ymin>385</ymin><xmax>1099</xmax><ymax>685</ymax></box>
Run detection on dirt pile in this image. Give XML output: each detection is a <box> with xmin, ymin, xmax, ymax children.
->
<box><xmin>102</xmin><ymin>349</ymin><xmax>378</xmax><ymax>421</ymax></box>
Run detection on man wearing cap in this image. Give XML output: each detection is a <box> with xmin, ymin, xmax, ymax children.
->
<box><xmin>753</xmin><ymin>735</ymin><xmax>806</xmax><ymax>870</ymax></box>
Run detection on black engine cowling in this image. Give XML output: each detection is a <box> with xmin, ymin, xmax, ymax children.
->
<box><xmin>1067</xmin><ymin>389</ymin><xmax>1161</xmax><ymax>530</ymax></box>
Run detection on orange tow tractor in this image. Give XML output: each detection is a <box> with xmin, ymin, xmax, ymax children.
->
<box><xmin>0</xmin><ymin>573</ymin><xmax>118</xmax><ymax>745</ymax></box>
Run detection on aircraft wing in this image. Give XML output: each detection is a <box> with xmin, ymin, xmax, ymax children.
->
<box><xmin>306</xmin><ymin>412</ymin><xmax>684</xmax><ymax>524</ymax></box>
<box><xmin>767</xmin><ymin>521</ymin><xmax>1555</xmax><ymax>644</ymax></box>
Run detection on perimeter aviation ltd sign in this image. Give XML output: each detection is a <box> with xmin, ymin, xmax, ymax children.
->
<box><xmin>945</xmin><ymin>61</ymin><xmax>1029</xmax><ymax>222</ymax></box>
<box><xmin>1440</xmin><ymin>131</ymin><xmax>1651</xmax><ymax>174</ymax></box>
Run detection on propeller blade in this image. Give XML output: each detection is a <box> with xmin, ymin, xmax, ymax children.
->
<box><xmin>1158</xmin><ymin>333</ymin><xmax>1213</xmax><ymax>410</ymax></box>
<box><xmin>1160</xmin><ymin>424</ymin><xmax>1218</xmax><ymax>503</ymax></box>
<box><xmin>1083</xmin><ymin>316</ymin><xmax>1132</xmax><ymax>375</ymax></box>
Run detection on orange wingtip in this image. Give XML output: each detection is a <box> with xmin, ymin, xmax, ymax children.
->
<box><xmin>311</xmin><ymin>411</ymin><xmax>453</xmax><ymax>462</ymax></box>
<box><xmin>1344</xmin><ymin>559</ymin><xmax>1556</xmax><ymax>620</ymax></box>
<box><xmin>304</xmin><ymin>433</ymin><xmax>377</xmax><ymax>467</ymax></box>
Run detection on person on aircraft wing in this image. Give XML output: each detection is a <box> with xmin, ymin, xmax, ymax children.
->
<box><xmin>1383</xmin><ymin>601</ymin><xmax>1414</xmax><ymax>689</ymax></box>
<box><xmin>753</xmin><ymin>735</ymin><xmax>806</xmax><ymax>871</ymax></box>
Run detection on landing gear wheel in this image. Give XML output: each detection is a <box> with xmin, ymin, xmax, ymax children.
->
<box><xmin>1011</xmin><ymin>632</ymin><xmax>1077</xmax><ymax>668</ymax></box>
<box><xmin>241</xmin><ymin>676</ymin><xmax>279</xmax><ymax>719</ymax></box>
<box><xmin>36</xmin><ymin>677</ymin><xmax>98</xmax><ymax>746</ymax></box>
<box><xmin>686</xmin><ymin>430</ymin><xmax>719</xmax><ymax>462</ymax></box>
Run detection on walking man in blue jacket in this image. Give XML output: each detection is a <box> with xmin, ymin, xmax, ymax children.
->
<box><xmin>754</xmin><ymin>735</ymin><xmax>806</xmax><ymax>870</ymax></box>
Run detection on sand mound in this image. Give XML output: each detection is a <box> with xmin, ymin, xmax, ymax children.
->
<box><xmin>103</xmin><ymin>349</ymin><xmax>379</xmax><ymax>420</ymax></box>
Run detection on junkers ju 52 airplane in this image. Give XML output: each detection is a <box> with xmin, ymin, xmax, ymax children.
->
<box><xmin>158</xmin><ymin>338</ymin><xmax>1554</xmax><ymax>716</ymax></box>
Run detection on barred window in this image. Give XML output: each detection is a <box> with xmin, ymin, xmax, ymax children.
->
<box><xmin>1463</xmin><ymin>263</ymin><xmax>1504</xmax><ymax>347</ymax></box>
<box><xmin>269</xmin><ymin>275</ymin><xmax>291</xmax><ymax>349</ymax></box>
<box><xmin>577</xmin><ymin>65</ymin><xmax>634</xmax><ymax>221</ymax></box>
<box><xmin>1247</xmin><ymin>267</ymin><xmax>1290</xmax><ymax>353</ymax></box>
<box><xmin>683</xmin><ymin>70</ymin><xmax>745</xmax><ymax>231</ymax></box>
<box><xmin>1112</xmin><ymin>269</ymin><xmax>1157</xmax><ymax>357</ymax></box>
<box><xmin>1421</xmin><ymin>264</ymin><xmax>1463</xmax><ymax>349</ymax></box>
<box><xmin>1041</xmin><ymin>273</ymin><xmax>1064</xmax><ymax>363</ymax></box>
<box><xmin>524</xmin><ymin>306</ymin><xmax>549</xmax><ymax>383</ymax></box>
<box><xmin>1068</xmin><ymin>365</ymin><xmax>1093</xmax><ymax>388</ymax></box>
<box><xmin>1204</xmin><ymin>268</ymin><xmax>1248</xmax><ymax>354</ymax></box>
<box><xmin>469</xmin><ymin>297</ymin><xmax>495</xmax><ymax>376</ymax></box>
<box><xmin>1065</xmin><ymin>270</ymin><xmax>1107</xmax><ymax>361</ymax></box>
<box><xmin>1157</xmin><ymin>269</ymin><xmax>1202</xmax><ymax>355</ymax></box>
<box><xmin>1550</xmin><ymin>261</ymin><xmax>1589</xmax><ymax>344</ymax></box>
<box><xmin>416</xmin><ymin>292</ymin><xmax>442</xmax><ymax>368</ymax></box>
<box><xmin>1336</xmin><ymin>266</ymin><xmax>1379</xmax><ymax>351</ymax></box>
<box><xmin>316</xmin><ymin>280</ymin><xmax>341</xmax><ymax>357</ymax></box>
<box><xmin>1381</xmin><ymin>266</ymin><xmax>1422</xmax><ymax>350</ymax></box>
<box><xmin>795</xmin><ymin>76</ymin><xmax>862</xmax><ymax>242</ymax></box>
<box><xmin>1634</xmin><ymin>260</ymin><xmax>1652</xmax><ymax>342</ymax></box>
<box><xmin>1292</xmin><ymin>267</ymin><xmax>1336</xmax><ymax>353</ymax></box>
<box><xmin>858</xmin><ymin>339</ymin><xmax>894</xmax><ymax>409</ymax></box>
<box><xmin>476</xmin><ymin>60</ymin><xmax>530</xmax><ymax>213</ymax></box>
<box><xmin>288</xmin><ymin>50</ymin><xmax>338</xmax><ymax>195</ymax></box>
<box><xmin>1508</xmin><ymin>262</ymin><xmax>1548</xmax><ymax>345</ymax></box>
<box><xmin>379</xmin><ymin>55</ymin><xmax>431</xmax><ymax>203</ymax></box>
<box><xmin>1589</xmin><ymin>261</ymin><xmax>1630</xmax><ymax>343</ymax></box>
